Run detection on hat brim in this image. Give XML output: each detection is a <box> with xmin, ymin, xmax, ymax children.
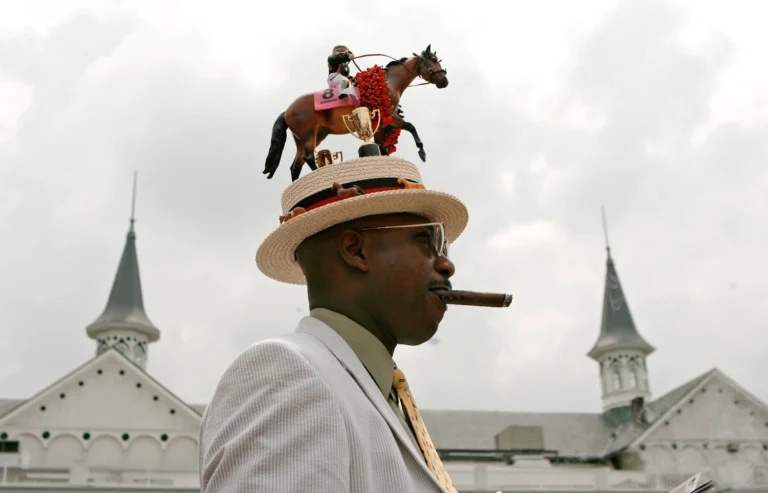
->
<box><xmin>255</xmin><ymin>188</ymin><xmax>469</xmax><ymax>285</ymax></box>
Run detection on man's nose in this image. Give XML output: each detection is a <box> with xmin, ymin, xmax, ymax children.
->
<box><xmin>435</xmin><ymin>255</ymin><xmax>455</xmax><ymax>279</ymax></box>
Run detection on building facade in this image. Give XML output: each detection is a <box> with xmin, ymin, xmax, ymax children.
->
<box><xmin>1</xmin><ymin>223</ymin><xmax>767</xmax><ymax>492</ymax></box>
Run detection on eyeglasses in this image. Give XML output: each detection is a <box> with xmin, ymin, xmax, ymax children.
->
<box><xmin>355</xmin><ymin>222</ymin><xmax>449</xmax><ymax>258</ymax></box>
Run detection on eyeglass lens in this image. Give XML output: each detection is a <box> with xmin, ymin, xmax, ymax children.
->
<box><xmin>436</xmin><ymin>223</ymin><xmax>447</xmax><ymax>257</ymax></box>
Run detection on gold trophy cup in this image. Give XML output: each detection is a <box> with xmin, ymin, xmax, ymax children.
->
<box><xmin>342</xmin><ymin>107</ymin><xmax>382</xmax><ymax>157</ymax></box>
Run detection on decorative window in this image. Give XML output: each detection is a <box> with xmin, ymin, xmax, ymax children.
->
<box><xmin>115</xmin><ymin>341</ymin><xmax>129</xmax><ymax>354</ymax></box>
<box><xmin>611</xmin><ymin>364</ymin><xmax>622</xmax><ymax>390</ymax></box>
<box><xmin>627</xmin><ymin>364</ymin><xmax>639</xmax><ymax>389</ymax></box>
<box><xmin>97</xmin><ymin>339</ymin><xmax>109</xmax><ymax>354</ymax></box>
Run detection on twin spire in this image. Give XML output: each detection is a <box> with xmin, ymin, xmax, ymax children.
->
<box><xmin>587</xmin><ymin>207</ymin><xmax>655</xmax><ymax>359</ymax></box>
<box><xmin>587</xmin><ymin>207</ymin><xmax>655</xmax><ymax>413</ymax></box>
<box><xmin>85</xmin><ymin>173</ymin><xmax>160</xmax><ymax>368</ymax></box>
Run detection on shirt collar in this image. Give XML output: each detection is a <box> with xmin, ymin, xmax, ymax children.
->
<box><xmin>310</xmin><ymin>308</ymin><xmax>394</xmax><ymax>399</ymax></box>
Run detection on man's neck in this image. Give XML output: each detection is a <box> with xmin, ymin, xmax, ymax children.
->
<box><xmin>309</xmin><ymin>301</ymin><xmax>397</xmax><ymax>355</ymax></box>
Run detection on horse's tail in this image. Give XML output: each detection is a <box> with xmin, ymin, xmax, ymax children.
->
<box><xmin>263</xmin><ymin>112</ymin><xmax>288</xmax><ymax>179</ymax></box>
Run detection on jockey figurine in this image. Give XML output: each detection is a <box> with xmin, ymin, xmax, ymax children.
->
<box><xmin>327</xmin><ymin>45</ymin><xmax>358</xmax><ymax>101</ymax></box>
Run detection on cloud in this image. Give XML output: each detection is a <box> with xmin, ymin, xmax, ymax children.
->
<box><xmin>488</xmin><ymin>220</ymin><xmax>566</xmax><ymax>251</ymax></box>
<box><xmin>1</xmin><ymin>0</ymin><xmax>766</xmax><ymax>416</ymax></box>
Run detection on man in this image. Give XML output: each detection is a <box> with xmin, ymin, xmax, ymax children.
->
<box><xmin>327</xmin><ymin>44</ymin><xmax>357</xmax><ymax>100</ymax></box>
<box><xmin>199</xmin><ymin>155</ymin><xmax>469</xmax><ymax>492</ymax></box>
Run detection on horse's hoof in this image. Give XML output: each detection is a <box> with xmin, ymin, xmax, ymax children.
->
<box><xmin>418</xmin><ymin>150</ymin><xmax>426</xmax><ymax>162</ymax></box>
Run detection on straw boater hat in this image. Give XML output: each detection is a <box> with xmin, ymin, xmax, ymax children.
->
<box><xmin>256</xmin><ymin>155</ymin><xmax>469</xmax><ymax>285</ymax></box>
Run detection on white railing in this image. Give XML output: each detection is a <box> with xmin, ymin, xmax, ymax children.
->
<box><xmin>0</xmin><ymin>465</ymin><xmax>199</xmax><ymax>489</ymax></box>
<box><xmin>3</xmin><ymin>462</ymin><xmax>768</xmax><ymax>492</ymax></box>
<box><xmin>444</xmin><ymin>462</ymin><xmax>768</xmax><ymax>492</ymax></box>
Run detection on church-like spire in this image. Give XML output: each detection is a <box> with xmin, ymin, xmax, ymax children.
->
<box><xmin>587</xmin><ymin>208</ymin><xmax>654</xmax><ymax>359</ymax></box>
<box><xmin>86</xmin><ymin>173</ymin><xmax>159</xmax><ymax>368</ymax></box>
<box><xmin>588</xmin><ymin>208</ymin><xmax>654</xmax><ymax>412</ymax></box>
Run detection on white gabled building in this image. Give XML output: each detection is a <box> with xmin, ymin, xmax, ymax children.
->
<box><xmin>1</xmin><ymin>220</ymin><xmax>766</xmax><ymax>492</ymax></box>
<box><xmin>419</xmin><ymin>246</ymin><xmax>768</xmax><ymax>492</ymax></box>
<box><xmin>0</xmin><ymin>215</ymin><xmax>201</xmax><ymax>491</ymax></box>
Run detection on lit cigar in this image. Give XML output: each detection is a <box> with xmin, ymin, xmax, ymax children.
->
<box><xmin>434</xmin><ymin>290</ymin><xmax>513</xmax><ymax>308</ymax></box>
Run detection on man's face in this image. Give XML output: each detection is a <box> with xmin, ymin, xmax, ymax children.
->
<box><xmin>358</xmin><ymin>214</ymin><xmax>456</xmax><ymax>346</ymax></box>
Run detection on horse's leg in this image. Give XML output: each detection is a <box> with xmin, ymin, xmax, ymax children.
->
<box><xmin>316</xmin><ymin>127</ymin><xmax>330</xmax><ymax>148</ymax></box>
<box><xmin>285</xmin><ymin>95</ymin><xmax>323</xmax><ymax>181</ymax></box>
<box><xmin>301</xmin><ymin>130</ymin><xmax>319</xmax><ymax>175</ymax></box>
<box><xmin>288</xmin><ymin>126</ymin><xmax>327</xmax><ymax>181</ymax></box>
<box><xmin>289</xmin><ymin>134</ymin><xmax>305</xmax><ymax>181</ymax></box>
<box><xmin>398</xmin><ymin>118</ymin><xmax>426</xmax><ymax>162</ymax></box>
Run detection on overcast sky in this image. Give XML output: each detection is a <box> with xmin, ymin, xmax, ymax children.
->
<box><xmin>1</xmin><ymin>0</ymin><xmax>766</xmax><ymax>414</ymax></box>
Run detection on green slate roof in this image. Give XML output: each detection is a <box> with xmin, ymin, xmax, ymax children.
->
<box><xmin>587</xmin><ymin>249</ymin><xmax>654</xmax><ymax>359</ymax></box>
<box><xmin>85</xmin><ymin>220</ymin><xmax>160</xmax><ymax>342</ymax></box>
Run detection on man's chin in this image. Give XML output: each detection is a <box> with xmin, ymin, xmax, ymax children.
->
<box><xmin>400</xmin><ymin>332</ymin><xmax>439</xmax><ymax>347</ymax></box>
<box><xmin>402</xmin><ymin>318</ymin><xmax>442</xmax><ymax>347</ymax></box>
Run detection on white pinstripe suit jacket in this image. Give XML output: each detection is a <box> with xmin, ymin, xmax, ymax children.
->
<box><xmin>199</xmin><ymin>316</ymin><xmax>448</xmax><ymax>493</ymax></box>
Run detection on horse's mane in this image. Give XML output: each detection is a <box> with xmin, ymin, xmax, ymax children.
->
<box><xmin>385</xmin><ymin>57</ymin><xmax>409</xmax><ymax>70</ymax></box>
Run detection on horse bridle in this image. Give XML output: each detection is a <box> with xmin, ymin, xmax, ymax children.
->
<box><xmin>414</xmin><ymin>53</ymin><xmax>447</xmax><ymax>78</ymax></box>
<box><xmin>404</xmin><ymin>53</ymin><xmax>447</xmax><ymax>87</ymax></box>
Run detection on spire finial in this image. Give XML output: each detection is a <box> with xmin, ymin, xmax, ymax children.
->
<box><xmin>601</xmin><ymin>205</ymin><xmax>611</xmax><ymax>256</ymax></box>
<box><xmin>128</xmin><ymin>171</ymin><xmax>137</xmax><ymax>238</ymax></box>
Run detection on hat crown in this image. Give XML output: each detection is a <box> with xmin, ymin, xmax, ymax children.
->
<box><xmin>280</xmin><ymin>156</ymin><xmax>424</xmax><ymax>214</ymax></box>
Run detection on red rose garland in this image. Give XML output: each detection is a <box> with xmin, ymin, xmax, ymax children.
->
<box><xmin>354</xmin><ymin>65</ymin><xmax>401</xmax><ymax>155</ymax></box>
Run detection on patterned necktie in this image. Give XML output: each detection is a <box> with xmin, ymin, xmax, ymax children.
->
<box><xmin>392</xmin><ymin>367</ymin><xmax>458</xmax><ymax>493</ymax></box>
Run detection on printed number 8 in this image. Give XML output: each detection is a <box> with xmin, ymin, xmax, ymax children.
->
<box><xmin>322</xmin><ymin>89</ymin><xmax>335</xmax><ymax>99</ymax></box>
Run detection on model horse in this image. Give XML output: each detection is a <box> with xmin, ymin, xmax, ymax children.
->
<box><xmin>263</xmin><ymin>45</ymin><xmax>448</xmax><ymax>181</ymax></box>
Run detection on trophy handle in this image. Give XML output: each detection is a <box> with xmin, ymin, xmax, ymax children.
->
<box><xmin>371</xmin><ymin>109</ymin><xmax>381</xmax><ymax>134</ymax></box>
<box><xmin>342</xmin><ymin>114</ymin><xmax>359</xmax><ymax>138</ymax></box>
<box><xmin>333</xmin><ymin>151</ymin><xmax>343</xmax><ymax>162</ymax></box>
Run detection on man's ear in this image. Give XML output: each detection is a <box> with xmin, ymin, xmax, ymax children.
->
<box><xmin>338</xmin><ymin>230</ymin><xmax>370</xmax><ymax>273</ymax></box>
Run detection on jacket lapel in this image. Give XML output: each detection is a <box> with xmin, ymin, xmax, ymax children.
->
<box><xmin>295</xmin><ymin>317</ymin><xmax>446</xmax><ymax>491</ymax></box>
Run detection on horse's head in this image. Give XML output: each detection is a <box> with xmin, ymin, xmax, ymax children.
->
<box><xmin>415</xmin><ymin>44</ymin><xmax>448</xmax><ymax>89</ymax></box>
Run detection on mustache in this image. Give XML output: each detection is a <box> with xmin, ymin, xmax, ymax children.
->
<box><xmin>428</xmin><ymin>280</ymin><xmax>453</xmax><ymax>291</ymax></box>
